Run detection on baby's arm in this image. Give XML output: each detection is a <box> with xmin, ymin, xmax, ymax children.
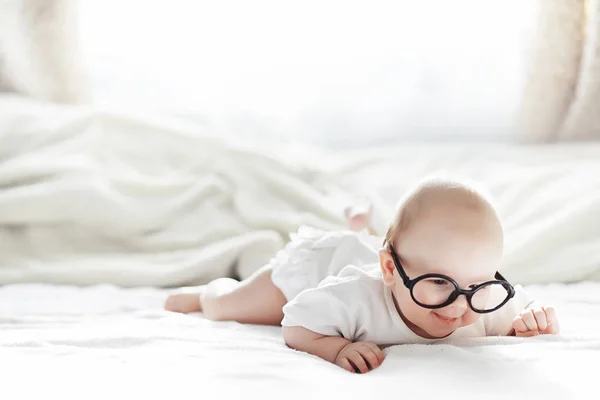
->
<box><xmin>280</xmin><ymin>276</ymin><xmax>386</xmax><ymax>373</ymax></box>
<box><xmin>282</xmin><ymin>326</ymin><xmax>349</xmax><ymax>364</ymax></box>
<box><xmin>282</xmin><ymin>326</ymin><xmax>385</xmax><ymax>373</ymax></box>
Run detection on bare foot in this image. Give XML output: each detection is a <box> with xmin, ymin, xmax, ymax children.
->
<box><xmin>164</xmin><ymin>293</ymin><xmax>202</xmax><ymax>313</ymax></box>
<box><xmin>344</xmin><ymin>203</ymin><xmax>375</xmax><ymax>234</ymax></box>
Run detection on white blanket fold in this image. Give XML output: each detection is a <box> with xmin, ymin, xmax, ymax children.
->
<box><xmin>1</xmin><ymin>95</ymin><xmax>600</xmax><ymax>286</ymax></box>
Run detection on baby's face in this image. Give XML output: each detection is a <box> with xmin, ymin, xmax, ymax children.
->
<box><xmin>380</xmin><ymin>209</ymin><xmax>503</xmax><ymax>339</ymax></box>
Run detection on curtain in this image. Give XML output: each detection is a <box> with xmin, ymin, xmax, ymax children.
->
<box><xmin>2</xmin><ymin>0</ymin><xmax>598</xmax><ymax>143</ymax></box>
<box><xmin>560</xmin><ymin>0</ymin><xmax>600</xmax><ymax>140</ymax></box>
<box><xmin>518</xmin><ymin>0</ymin><xmax>600</xmax><ymax>142</ymax></box>
<box><xmin>0</xmin><ymin>0</ymin><xmax>89</xmax><ymax>104</ymax></box>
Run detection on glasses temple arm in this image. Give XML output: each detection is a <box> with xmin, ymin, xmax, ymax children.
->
<box><xmin>495</xmin><ymin>271</ymin><xmax>510</xmax><ymax>282</ymax></box>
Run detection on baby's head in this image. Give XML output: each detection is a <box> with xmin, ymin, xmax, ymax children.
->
<box><xmin>379</xmin><ymin>176</ymin><xmax>505</xmax><ymax>339</ymax></box>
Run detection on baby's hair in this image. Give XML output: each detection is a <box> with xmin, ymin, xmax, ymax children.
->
<box><xmin>383</xmin><ymin>172</ymin><xmax>499</xmax><ymax>248</ymax></box>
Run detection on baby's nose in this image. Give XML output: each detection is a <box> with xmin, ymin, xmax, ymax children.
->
<box><xmin>445</xmin><ymin>294</ymin><xmax>468</xmax><ymax>315</ymax></box>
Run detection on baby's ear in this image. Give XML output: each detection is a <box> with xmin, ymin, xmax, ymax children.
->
<box><xmin>379</xmin><ymin>248</ymin><xmax>396</xmax><ymax>287</ymax></box>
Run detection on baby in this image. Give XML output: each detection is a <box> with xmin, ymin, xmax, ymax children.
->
<box><xmin>165</xmin><ymin>177</ymin><xmax>559</xmax><ymax>373</ymax></box>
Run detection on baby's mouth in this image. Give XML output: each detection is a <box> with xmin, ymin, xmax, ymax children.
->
<box><xmin>432</xmin><ymin>312</ymin><xmax>458</xmax><ymax>325</ymax></box>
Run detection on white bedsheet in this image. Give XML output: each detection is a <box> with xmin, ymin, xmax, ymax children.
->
<box><xmin>0</xmin><ymin>282</ymin><xmax>596</xmax><ymax>399</ymax></box>
<box><xmin>1</xmin><ymin>95</ymin><xmax>600</xmax><ymax>287</ymax></box>
<box><xmin>1</xmin><ymin>93</ymin><xmax>599</xmax><ymax>400</ymax></box>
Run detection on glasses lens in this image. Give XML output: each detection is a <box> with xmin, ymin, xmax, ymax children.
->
<box><xmin>412</xmin><ymin>277</ymin><xmax>456</xmax><ymax>307</ymax></box>
<box><xmin>471</xmin><ymin>282</ymin><xmax>510</xmax><ymax>312</ymax></box>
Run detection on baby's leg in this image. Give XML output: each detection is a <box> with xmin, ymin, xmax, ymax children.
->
<box><xmin>164</xmin><ymin>267</ymin><xmax>287</xmax><ymax>326</ymax></box>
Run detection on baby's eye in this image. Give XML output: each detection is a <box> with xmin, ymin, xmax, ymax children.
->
<box><xmin>432</xmin><ymin>279</ymin><xmax>448</xmax><ymax>286</ymax></box>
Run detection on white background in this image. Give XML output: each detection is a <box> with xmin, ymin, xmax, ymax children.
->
<box><xmin>78</xmin><ymin>0</ymin><xmax>539</xmax><ymax>147</ymax></box>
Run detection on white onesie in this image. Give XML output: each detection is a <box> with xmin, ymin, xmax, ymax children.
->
<box><xmin>270</xmin><ymin>226</ymin><xmax>534</xmax><ymax>345</ymax></box>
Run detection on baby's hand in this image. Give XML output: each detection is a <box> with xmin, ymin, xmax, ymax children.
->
<box><xmin>512</xmin><ymin>305</ymin><xmax>559</xmax><ymax>337</ymax></box>
<box><xmin>334</xmin><ymin>342</ymin><xmax>385</xmax><ymax>373</ymax></box>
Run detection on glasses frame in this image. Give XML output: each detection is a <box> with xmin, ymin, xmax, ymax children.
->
<box><xmin>387</xmin><ymin>244</ymin><xmax>515</xmax><ymax>314</ymax></box>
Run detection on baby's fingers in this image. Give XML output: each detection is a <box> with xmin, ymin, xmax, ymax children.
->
<box><xmin>357</xmin><ymin>346</ymin><xmax>381</xmax><ymax>370</ymax></box>
<box><xmin>512</xmin><ymin>314</ymin><xmax>539</xmax><ymax>337</ymax></box>
<box><xmin>512</xmin><ymin>315</ymin><xmax>528</xmax><ymax>333</ymax></box>
<box><xmin>520</xmin><ymin>309</ymin><xmax>539</xmax><ymax>331</ymax></box>
<box><xmin>347</xmin><ymin>351</ymin><xmax>370</xmax><ymax>374</ymax></box>
<box><xmin>533</xmin><ymin>308</ymin><xmax>548</xmax><ymax>331</ymax></box>
<box><xmin>337</xmin><ymin>358</ymin><xmax>356</xmax><ymax>373</ymax></box>
<box><xmin>515</xmin><ymin>329</ymin><xmax>539</xmax><ymax>337</ymax></box>
<box><xmin>363</xmin><ymin>343</ymin><xmax>385</xmax><ymax>364</ymax></box>
<box><xmin>541</xmin><ymin>306</ymin><xmax>559</xmax><ymax>334</ymax></box>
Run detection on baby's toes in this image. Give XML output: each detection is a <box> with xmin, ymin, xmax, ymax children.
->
<box><xmin>164</xmin><ymin>294</ymin><xmax>182</xmax><ymax>312</ymax></box>
<box><xmin>164</xmin><ymin>293</ymin><xmax>200</xmax><ymax>313</ymax></box>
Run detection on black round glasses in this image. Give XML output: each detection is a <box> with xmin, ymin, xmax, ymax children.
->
<box><xmin>387</xmin><ymin>244</ymin><xmax>515</xmax><ymax>314</ymax></box>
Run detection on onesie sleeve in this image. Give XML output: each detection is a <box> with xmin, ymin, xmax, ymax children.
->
<box><xmin>484</xmin><ymin>284</ymin><xmax>536</xmax><ymax>336</ymax></box>
<box><xmin>281</xmin><ymin>279</ymin><xmax>359</xmax><ymax>340</ymax></box>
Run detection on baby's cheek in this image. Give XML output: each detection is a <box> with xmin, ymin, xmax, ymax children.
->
<box><xmin>461</xmin><ymin>311</ymin><xmax>480</xmax><ymax>326</ymax></box>
<box><xmin>395</xmin><ymin>293</ymin><xmax>423</xmax><ymax>319</ymax></box>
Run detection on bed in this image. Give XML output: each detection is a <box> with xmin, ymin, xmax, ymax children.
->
<box><xmin>1</xmin><ymin>282</ymin><xmax>598</xmax><ymax>399</ymax></box>
<box><xmin>1</xmin><ymin>96</ymin><xmax>599</xmax><ymax>399</ymax></box>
